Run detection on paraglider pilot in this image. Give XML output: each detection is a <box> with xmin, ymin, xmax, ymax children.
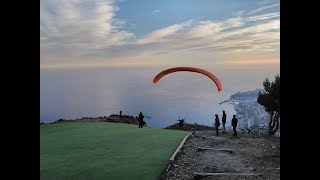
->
<box><xmin>222</xmin><ymin>110</ymin><xmax>227</xmax><ymax>133</ymax></box>
<box><xmin>231</xmin><ymin>115</ymin><xmax>238</xmax><ymax>136</ymax></box>
<box><xmin>214</xmin><ymin>114</ymin><xmax>220</xmax><ymax>136</ymax></box>
<box><xmin>177</xmin><ymin>119</ymin><xmax>184</xmax><ymax>130</ymax></box>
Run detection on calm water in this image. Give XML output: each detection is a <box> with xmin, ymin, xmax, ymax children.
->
<box><xmin>40</xmin><ymin>66</ymin><xmax>279</xmax><ymax>128</ymax></box>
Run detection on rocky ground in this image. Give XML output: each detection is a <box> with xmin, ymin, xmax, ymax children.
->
<box><xmin>48</xmin><ymin>118</ymin><xmax>280</xmax><ymax>179</ymax></box>
<box><xmin>165</xmin><ymin>123</ymin><xmax>215</xmax><ymax>131</ymax></box>
<box><xmin>160</xmin><ymin>130</ymin><xmax>280</xmax><ymax>180</ymax></box>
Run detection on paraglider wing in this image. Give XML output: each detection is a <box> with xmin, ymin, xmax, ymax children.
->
<box><xmin>153</xmin><ymin>67</ymin><xmax>222</xmax><ymax>92</ymax></box>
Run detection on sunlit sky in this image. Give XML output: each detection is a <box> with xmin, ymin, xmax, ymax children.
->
<box><xmin>40</xmin><ymin>0</ymin><xmax>279</xmax><ymax>69</ymax></box>
<box><xmin>40</xmin><ymin>0</ymin><xmax>279</xmax><ymax>126</ymax></box>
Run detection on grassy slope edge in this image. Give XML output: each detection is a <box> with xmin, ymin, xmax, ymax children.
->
<box><xmin>40</xmin><ymin>122</ymin><xmax>189</xmax><ymax>180</ymax></box>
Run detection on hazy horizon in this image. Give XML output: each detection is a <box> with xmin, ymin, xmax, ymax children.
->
<box><xmin>40</xmin><ymin>64</ymin><xmax>279</xmax><ymax>128</ymax></box>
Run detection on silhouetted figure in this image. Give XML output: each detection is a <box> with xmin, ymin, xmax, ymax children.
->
<box><xmin>222</xmin><ymin>110</ymin><xmax>227</xmax><ymax>133</ymax></box>
<box><xmin>231</xmin><ymin>115</ymin><xmax>238</xmax><ymax>136</ymax></box>
<box><xmin>214</xmin><ymin>114</ymin><xmax>220</xmax><ymax>136</ymax></box>
<box><xmin>138</xmin><ymin>112</ymin><xmax>144</xmax><ymax>128</ymax></box>
<box><xmin>120</xmin><ymin>110</ymin><xmax>122</xmax><ymax>118</ymax></box>
<box><xmin>177</xmin><ymin>119</ymin><xmax>184</xmax><ymax>130</ymax></box>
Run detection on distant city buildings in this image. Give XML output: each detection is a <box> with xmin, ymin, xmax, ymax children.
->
<box><xmin>230</xmin><ymin>89</ymin><xmax>269</xmax><ymax>129</ymax></box>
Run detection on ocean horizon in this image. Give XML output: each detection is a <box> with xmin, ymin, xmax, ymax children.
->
<box><xmin>41</xmin><ymin>66</ymin><xmax>279</xmax><ymax>128</ymax></box>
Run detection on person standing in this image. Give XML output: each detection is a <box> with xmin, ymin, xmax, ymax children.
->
<box><xmin>138</xmin><ymin>112</ymin><xmax>144</xmax><ymax>128</ymax></box>
<box><xmin>177</xmin><ymin>119</ymin><xmax>185</xmax><ymax>130</ymax></box>
<box><xmin>231</xmin><ymin>115</ymin><xmax>238</xmax><ymax>136</ymax></box>
<box><xmin>214</xmin><ymin>114</ymin><xmax>220</xmax><ymax>136</ymax></box>
<box><xmin>222</xmin><ymin>110</ymin><xmax>227</xmax><ymax>133</ymax></box>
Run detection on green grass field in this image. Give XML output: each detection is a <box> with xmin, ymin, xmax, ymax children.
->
<box><xmin>40</xmin><ymin>122</ymin><xmax>189</xmax><ymax>180</ymax></box>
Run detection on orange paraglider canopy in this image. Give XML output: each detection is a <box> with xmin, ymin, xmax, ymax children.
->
<box><xmin>153</xmin><ymin>67</ymin><xmax>222</xmax><ymax>92</ymax></box>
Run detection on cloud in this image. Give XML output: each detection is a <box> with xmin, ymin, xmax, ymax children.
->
<box><xmin>96</xmin><ymin>16</ymin><xmax>278</xmax><ymax>66</ymax></box>
<box><xmin>222</xmin><ymin>59</ymin><xmax>279</xmax><ymax>65</ymax></box>
<box><xmin>41</xmin><ymin>1</ymin><xmax>279</xmax><ymax>69</ymax></box>
<box><xmin>248</xmin><ymin>3</ymin><xmax>279</xmax><ymax>15</ymax></box>
<box><xmin>40</xmin><ymin>55</ymin><xmax>153</xmax><ymax>69</ymax></box>
<box><xmin>186</xmin><ymin>17</ymin><xmax>245</xmax><ymax>38</ymax></box>
<box><xmin>246</xmin><ymin>12</ymin><xmax>279</xmax><ymax>22</ymax></box>
<box><xmin>152</xmin><ymin>9</ymin><xmax>160</xmax><ymax>15</ymax></box>
<box><xmin>232</xmin><ymin>10</ymin><xmax>245</xmax><ymax>17</ymax></box>
<box><xmin>146</xmin><ymin>18</ymin><xmax>279</xmax><ymax>55</ymax></box>
<box><xmin>40</xmin><ymin>0</ymin><xmax>133</xmax><ymax>53</ymax></box>
<box><xmin>136</xmin><ymin>20</ymin><xmax>193</xmax><ymax>45</ymax></box>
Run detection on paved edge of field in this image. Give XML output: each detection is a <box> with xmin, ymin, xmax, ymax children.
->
<box><xmin>158</xmin><ymin>132</ymin><xmax>193</xmax><ymax>180</ymax></box>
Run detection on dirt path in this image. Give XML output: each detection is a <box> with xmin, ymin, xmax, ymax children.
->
<box><xmin>160</xmin><ymin>130</ymin><xmax>280</xmax><ymax>180</ymax></box>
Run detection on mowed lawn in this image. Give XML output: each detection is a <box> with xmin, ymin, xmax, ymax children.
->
<box><xmin>40</xmin><ymin>122</ymin><xmax>189</xmax><ymax>180</ymax></box>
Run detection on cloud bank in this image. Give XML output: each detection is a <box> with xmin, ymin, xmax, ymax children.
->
<box><xmin>41</xmin><ymin>0</ymin><xmax>280</xmax><ymax>69</ymax></box>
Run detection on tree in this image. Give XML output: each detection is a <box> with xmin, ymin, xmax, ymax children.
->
<box><xmin>257</xmin><ymin>74</ymin><xmax>280</xmax><ymax>136</ymax></box>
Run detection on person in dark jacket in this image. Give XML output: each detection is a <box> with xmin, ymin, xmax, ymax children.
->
<box><xmin>231</xmin><ymin>115</ymin><xmax>238</xmax><ymax>136</ymax></box>
<box><xmin>177</xmin><ymin>119</ymin><xmax>184</xmax><ymax>130</ymax></box>
<box><xmin>214</xmin><ymin>114</ymin><xmax>220</xmax><ymax>136</ymax></box>
<box><xmin>138</xmin><ymin>112</ymin><xmax>144</xmax><ymax>128</ymax></box>
<box><xmin>222</xmin><ymin>110</ymin><xmax>227</xmax><ymax>133</ymax></box>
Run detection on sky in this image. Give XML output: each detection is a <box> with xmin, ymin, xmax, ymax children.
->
<box><xmin>40</xmin><ymin>0</ymin><xmax>280</xmax><ymax>127</ymax></box>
